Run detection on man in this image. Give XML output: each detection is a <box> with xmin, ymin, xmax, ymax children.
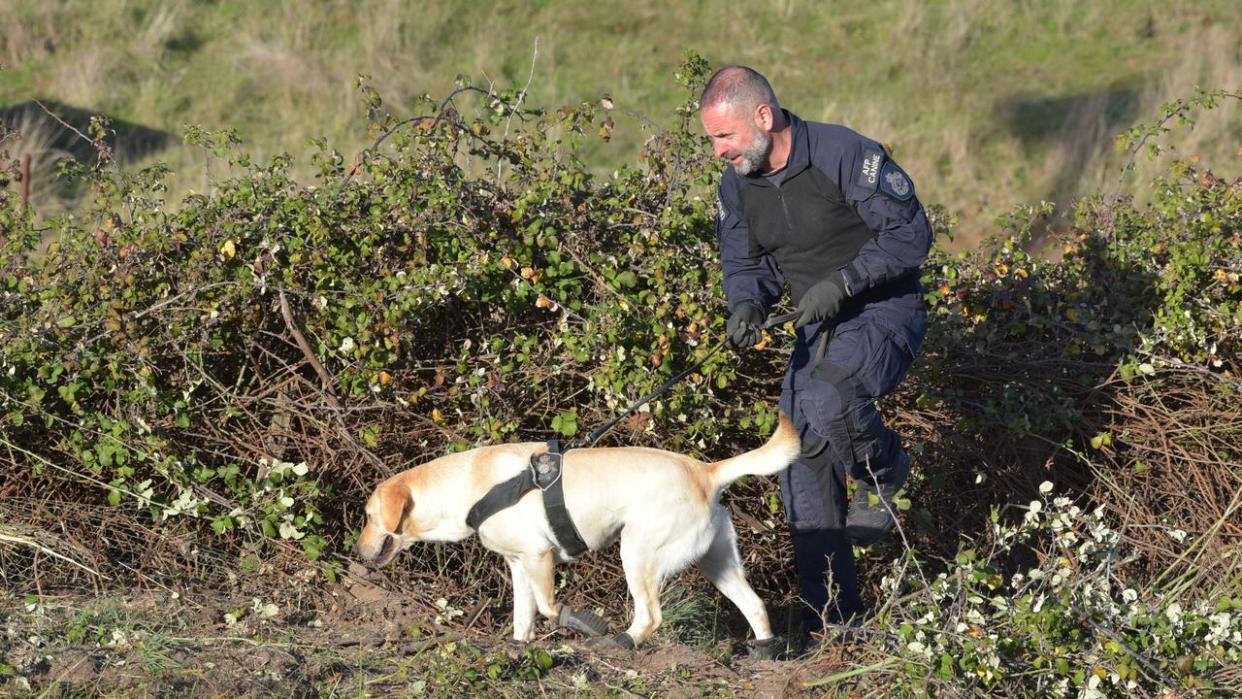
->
<box><xmin>700</xmin><ymin>66</ymin><xmax>931</xmax><ymax>637</ymax></box>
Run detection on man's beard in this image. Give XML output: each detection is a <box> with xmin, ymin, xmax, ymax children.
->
<box><xmin>732</xmin><ymin>128</ymin><xmax>772</xmax><ymax>176</ymax></box>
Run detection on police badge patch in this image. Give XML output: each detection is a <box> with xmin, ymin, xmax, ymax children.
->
<box><xmin>878</xmin><ymin>160</ymin><xmax>914</xmax><ymax>201</ymax></box>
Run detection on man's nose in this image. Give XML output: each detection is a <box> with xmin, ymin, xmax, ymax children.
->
<box><xmin>713</xmin><ymin>140</ymin><xmax>729</xmax><ymax>159</ymax></box>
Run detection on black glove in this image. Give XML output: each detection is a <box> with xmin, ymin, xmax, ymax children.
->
<box><xmin>794</xmin><ymin>274</ymin><xmax>847</xmax><ymax>328</ymax></box>
<box><xmin>726</xmin><ymin>302</ymin><xmax>765</xmax><ymax>349</ymax></box>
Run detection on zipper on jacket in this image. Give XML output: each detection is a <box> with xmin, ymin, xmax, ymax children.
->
<box><xmin>776</xmin><ymin>186</ymin><xmax>795</xmax><ymax>235</ymax></box>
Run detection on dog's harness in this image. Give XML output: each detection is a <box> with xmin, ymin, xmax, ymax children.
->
<box><xmin>466</xmin><ymin>439</ymin><xmax>589</xmax><ymax>557</ymax></box>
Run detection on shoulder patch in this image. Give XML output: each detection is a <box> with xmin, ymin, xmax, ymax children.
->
<box><xmin>716</xmin><ymin>192</ymin><xmax>734</xmax><ymax>225</ymax></box>
<box><xmin>878</xmin><ymin>160</ymin><xmax>914</xmax><ymax>201</ymax></box>
<box><xmin>856</xmin><ymin>148</ymin><xmax>884</xmax><ymax>191</ymax></box>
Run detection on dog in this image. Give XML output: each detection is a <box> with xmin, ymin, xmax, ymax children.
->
<box><xmin>354</xmin><ymin>412</ymin><xmax>799</xmax><ymax>654</ymax></box>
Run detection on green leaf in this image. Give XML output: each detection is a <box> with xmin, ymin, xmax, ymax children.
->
<box><xmin>552</xmin><ymin>411</ymin><xmax>578</xmax><ymax>437</ymax></box>
<box><xmin>937</xmin><ymin>652</ymin><xmax>955</xmax><ymax>679</ymax></box>
<box><xmin>302</xmin><ymin>535</ymin><xmax>325</xmax><ymax>561</ymax></box>
<box><xmin>893</xmin><ymin>492</ymin><xmax>911</xmax><ymax>511</ymax></box>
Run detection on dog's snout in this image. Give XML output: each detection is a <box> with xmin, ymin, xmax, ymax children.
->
<box><xmin>354</xmin><ymin>527</ymin><xmax>398</xmax><ymax>569</ymax></box>
<box><xmin>354</xmin><ymin>524</ymin><xmax>384</xmax><ymax>561</ymax></box>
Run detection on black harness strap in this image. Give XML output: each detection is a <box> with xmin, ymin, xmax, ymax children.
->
<box><xmin>465</xmin><ymin>439</ymin><xmax>589</xmax><ymax>557</ymax></box>
<box><xmin>465</xmin><ymin>469</ymin><xmax>535</xmax><ymax>531</ymax></box>
<box><xmin>535</xmin><ymin>441</ymin><xmax>589</xmax><ymax>557</ymax></box>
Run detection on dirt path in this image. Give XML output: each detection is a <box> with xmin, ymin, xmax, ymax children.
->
<box><xmin>1</xmin><ymin>585</ymin><xmax>855</xmax><ymax>697</ymax></box>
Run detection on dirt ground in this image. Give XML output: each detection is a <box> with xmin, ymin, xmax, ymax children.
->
<box><xmin>0</xmin><ymin>566</ymin><xmax>864</xmax><ymax>698</ymax></box>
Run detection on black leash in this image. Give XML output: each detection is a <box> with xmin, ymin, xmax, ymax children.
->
<box><xmin>567</xmin><ymin>340</ymin><xmax>726</xmax><ymax>450</ymax></box>
<box><xmin>566</xmin><ymin>309</ymin><xmax>829</xmax><ymax>450</ymax></box>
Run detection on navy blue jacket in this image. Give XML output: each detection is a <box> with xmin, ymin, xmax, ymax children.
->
<box><xmin>716</xmin><ymin>111</ymin><xmax>931</xmax><ymax>384</ymax></box>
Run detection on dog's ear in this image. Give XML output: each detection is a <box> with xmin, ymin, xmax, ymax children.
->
<box><xmin>380</xmin><ymin>480</ymin><xmax>414</xmax><ymax>535</ymax></box>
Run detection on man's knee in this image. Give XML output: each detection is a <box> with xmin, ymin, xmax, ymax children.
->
<box><xmin>801</xmin><ymin>330</ymin><xmax>916</xmax><ymax>469</ymax></box>
<box><xmin>798</xmin><ymin>362</ymin><xmax>889</xmax><ymax>469</ymax></box>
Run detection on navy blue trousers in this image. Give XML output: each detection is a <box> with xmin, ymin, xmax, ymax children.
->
<box><xmin>777</xmin><ymin>318</ymin><xmax>917</xmax><ymax>626</ymax></box>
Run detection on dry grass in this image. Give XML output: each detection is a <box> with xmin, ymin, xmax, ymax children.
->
<box><xmin>1116</xmin><ymin>25</ymin><xmax>1242</xmax><ymax>199</ymax></box>
<box><xmin>3</xmin><ymin>110</ymin><xmax>74</xmax><ymax>213</ymax></box>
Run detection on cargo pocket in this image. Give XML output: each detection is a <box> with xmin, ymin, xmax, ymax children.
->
<box><xmin>800</xmin><ymin>363</ymin><xmax>867</xmax><ymax>469</ymax></box>
<box><xmin>856</xmin><ymin>327</ymin><xmax>916</xmax><ymax>400</ymax></box>
<box><xmin>805</xmin><ymin>326</ymin><xmax>898</xmax><ymax>467</ymax></box>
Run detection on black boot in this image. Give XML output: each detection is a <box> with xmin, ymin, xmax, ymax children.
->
<box><xmin>845</xmin><ymin>449</ymin><xmax>912</xmax><ymax>546</ymax></box>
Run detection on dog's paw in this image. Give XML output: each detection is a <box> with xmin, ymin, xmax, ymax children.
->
<box><xmin>557</xmin><ymin>605</ymin><xmax>610</xmax><ymax>637</ymax></box>
<box><xmin>747</xmin><ymin>635</ymin><xmax>788</xmax><ymax>661</ymax></box>
<box><xmin>585</xmin><ymin>632</ymin><xmax>635</xmax><ymax>652</ymax></box>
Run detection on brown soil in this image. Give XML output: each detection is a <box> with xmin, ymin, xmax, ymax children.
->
<box><xmin>1</xmin><ymin>575</ymin><xmax>856</xmax><ymax>698</ymax></box>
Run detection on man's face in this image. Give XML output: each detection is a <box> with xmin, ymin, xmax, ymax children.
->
<box><xmin>700</xmin><ymin>102</ymin><xmax>772</xmax><ymax>176</ymax></box>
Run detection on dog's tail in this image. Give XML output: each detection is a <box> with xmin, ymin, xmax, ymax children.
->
<box><xmin>705</xmin><ymin>412</ymin><xmax>801</xmax><ymax>490</ymax></box>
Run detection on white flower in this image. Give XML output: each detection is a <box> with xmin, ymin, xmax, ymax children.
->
<box><xmin>106</xmin><ymin>629</ymin><xmax>130</xmax><ymax>649</ymax></box>
<box><xmin>1039</xmin><ymin>481</ymin><xmax>1054</xmax><ymax>494</ymax></box>
<box><xmin>1168</xmin><ymin>529</ymin><xmax>1188</xmax><ymax>543</ymax></box>
<box><xmin>1122</xmin><ymin>589</ymin><xmax>1137</xmax><ymax>603</ymax></box>
<box><xmin>1206</xmin><ymin>612</ymin><xmax>1231</xmax><ymax>643</ymax></box>
<box><xmin>338</xmin><ymin>336</ymin><xmax>355</xmax><ymax>353</ymax></box>
<box><xmin>278</xmin><ymin>520</ymin><xmax>304</xmax><ymax>540</ymax></box>
<box><xmin>1165</xmin><ymin>602</ymin><xmax>1183</xmax><ymax>624</ymax></box>
<box><xmin>162</xmin><ymin>489</ymin><xmax>204</xmax><ymax>520</ymax></box>
<box><xmin>1028</xmin><ymin>500</ymin><xmax>1042</xmax><ymax>513</ymax></box>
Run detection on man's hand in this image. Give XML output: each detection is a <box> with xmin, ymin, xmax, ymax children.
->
<box><xmin>794</xmin><ymin>274</ymin><xmax>847</xmax><ymax>328</ymax></box>
<box><xmin>726</xmin><ymin>303</ymin><xmax>765</xmax><ymax>349</ymax></box>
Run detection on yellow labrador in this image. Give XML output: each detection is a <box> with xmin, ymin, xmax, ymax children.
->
<box><xmin>355</xmin><ymin>413</ymin><xmax>798</xmax><ymax>653</ymax></box>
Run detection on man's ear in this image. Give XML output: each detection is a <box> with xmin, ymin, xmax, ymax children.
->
<box><xmin>754</xmin><ymin>103</ymin><xmax>774</xmax><ymax>132</ymax></box>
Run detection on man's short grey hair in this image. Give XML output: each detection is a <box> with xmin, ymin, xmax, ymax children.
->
<box><xmin>700</xmin><ymin>66</ymin><xmax>780</xmax><ymax>115</ymax></box>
